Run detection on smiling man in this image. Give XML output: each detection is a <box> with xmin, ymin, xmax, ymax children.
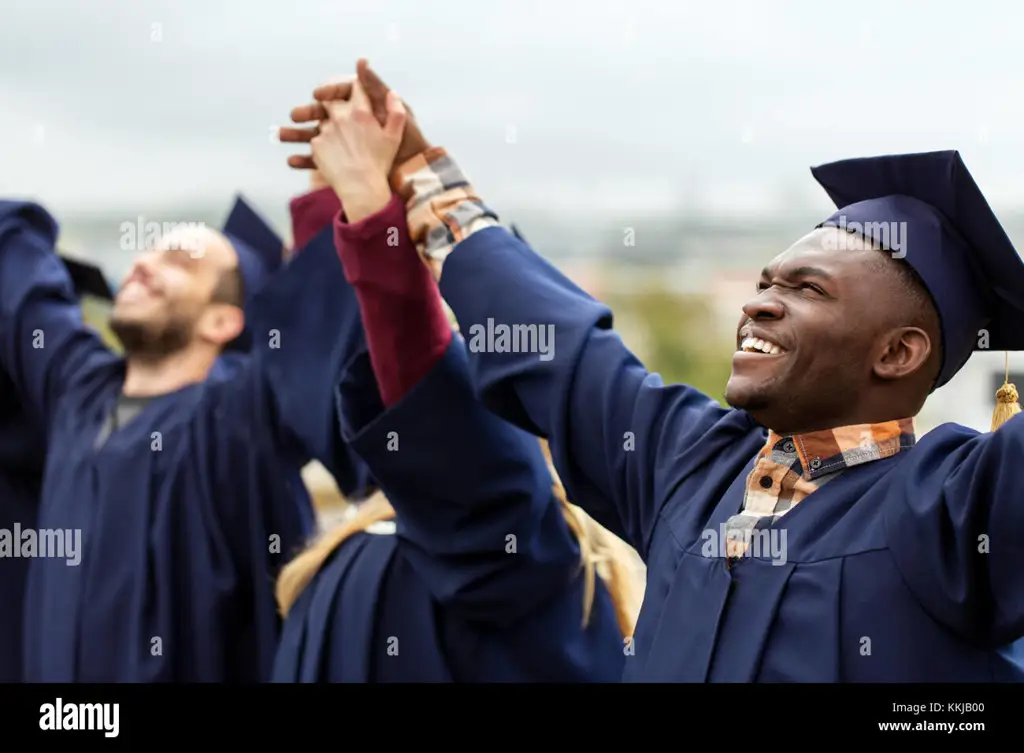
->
<box><xmin>108</xmin><ymin>225</ymin><xmax>244</xmax><ymax>380</ymax></box>
<box><xmin>306</xmin><ymin>62</ymin><xmax>1024</xmax><ymax>680</ymax></box>
<box><xmin>367</xmin><ymin>115</ymin><xmax>1024</xmax><ymax>678</ymax></box>
<box><xmin>0</xmin><ymin>188</ymin><xmax>370</xmax><ymax>681</ymax></box>
<box><xmin>431</xmin><ymin>148</ymin><xmax>1024</xmax><ymax>681</ymax></box>
<box><xmin>716</xmin><ymin>225</ymin><xmax>943</xmax><ymax>559</ymax></box>
<box><xmin>727</xmin><ymin>231</ymin><xmax>939</xmax><ymax>428</ymax></box>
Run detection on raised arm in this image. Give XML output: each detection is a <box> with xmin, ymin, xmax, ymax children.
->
<box><xmin>0</xmin><ymin>201</ymin><xmax>118</xmax><ymax>429</ymax></box>
<box><xmin>306</xmin><ymin>65</ymin><xmax>749</xmax><ymax>555</ymax></box>
<box><xmin>395</xmin><ymin>149</ymin><xmax>748</xmax><ymax>556</ymax></box>
<box><xmin>328</xmin><ymin>188</ymin><xmax>583</xmax><ymax>625</ymax></box>
<box><xmin>279</xmin><ymin>182</ymin><xmax>375</xmax><ymax>498</ymax></box>
<box><xmin>885</xmin><ymin>418</ymin><xmax>1024</xmax><ymax>647</ymax></box>
<box><xmin>202</xmin><ymin>82</ymin><xmax>408</xmax><ymax>486</ymax></box>
<box><xmin>209</xmin><ymin>204</ymin><xmax>372</xmax><ymax>481</ymax></box>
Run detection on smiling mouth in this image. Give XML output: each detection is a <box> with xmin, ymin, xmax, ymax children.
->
<box><xmin>738</xmin><ymin>336</ymin><xmax>787</xmax><ymax>355</ymax></box>
<box><xmin>118</xmin><ymin>279</ymin><xmax>160</xmax><ymax>303</ymax></box>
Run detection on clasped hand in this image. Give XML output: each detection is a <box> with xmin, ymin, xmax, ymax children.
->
<box><xmin>279</xmin><ymin>59</ymin><xmax>430</xmax><ymax>224</ymax></box>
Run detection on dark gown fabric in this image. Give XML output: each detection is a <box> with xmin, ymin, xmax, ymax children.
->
<box><xmin>273</xmin><ymin>342</ymin><xmax>626</xmax><ymax>682</ymax></box>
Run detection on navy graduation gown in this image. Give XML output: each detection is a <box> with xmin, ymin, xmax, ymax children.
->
<box><xmin>0</xmin><ymin>299</ymin><xmax>317</xmax><ymax>685</ymax></box>
<box><xmin>273</xmin><ymin>342</ymin><xmax>625</xmax><ymax>682</ymax></box>
<box><xmin>0</xmin><ymin>372</ymin><xmax>45</xmax><ymax>681</ymax></box>
<box><xmin>439</xmin><ymin>225</ymin><xmax>1024</xmax><ymax>682</ymax></box>
<box><xmin>248</xmin><ymin>225</ymin><xmax>376</xmax><ymax>501</ymax></box>
<box><xmin>0</xmin><ymin>201</ymin><xmax>367</xmax><ymax>681</ymax></box>
<box><xmin>211</xmin><ymin>352</ymin><xmax>314</xmax><ymax>537</ymax></box>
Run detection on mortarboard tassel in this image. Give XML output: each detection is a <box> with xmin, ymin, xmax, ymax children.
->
<box><xmin>991</xmin><ymin>351</ymin><xmax>1021</xmax><ymax>431</ymax></box>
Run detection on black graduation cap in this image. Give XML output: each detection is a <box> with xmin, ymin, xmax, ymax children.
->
<box><xmin>60</xmin><ymin>255</ymin><xmax>114</xmax><ymax>302</ymax></box>
<box><xmin>811</xmin><ymin>151</ymin><xmax>1024</xmax><ymax>404</ymax></box>
<box><xmin>221</xmin><ymin>195</ymin><xmax>285</xmax><ymax>351</ymax></box>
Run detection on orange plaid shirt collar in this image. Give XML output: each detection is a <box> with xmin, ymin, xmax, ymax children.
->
<box><xmin>724</xmin><ymin>418</ymin><xmax>916</xmax><ymax>558</ymax></box>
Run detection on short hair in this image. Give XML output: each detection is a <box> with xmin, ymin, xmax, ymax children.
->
<box><xmin>838</xmin><ymin>227</ymin><xmax>940</xmax><ymax>337</ymax></box>
<box><xmin>211</xmin><ymin>266</ymin><xmax>245</xmax><ymax>308</ymax></box>
<box><xmin>872</xmin><ymin>250</ymin><xmax>943</xmax><ymax>372</ymax></box>
<box><xmin>876</xmin><ymin>253</ymin><xmax>937</xmax><ymax>326</ymax></box>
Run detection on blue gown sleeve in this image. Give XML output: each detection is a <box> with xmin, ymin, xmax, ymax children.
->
<box><xmin>0</xmin><ymin>202</ymin><xmax>117</xmax><ymax>427</ymax></box>
<box><xmin>212</xmin><ymin>227</ymin><xmax>374</xmax><ymax>498</ymax></box>
<box><xmin>187</xmin><ymin>231</ymin><xmax>370</xmax><ymax>593</ymax></box>
<box><xmin>885</xmin><ymin>419</ymin><xmax>1024</xmax><ymax>645</ymax></box>
<box><xmin>335</xmin><ymin>339</ymin><xmax>585</xmax><ymax>628</ymax></box>
<box><xmin>438</xmin><ymin>226</ymin><xmax>740</xmax><ymax>556</ymax></box>
<box><xmin>210</xmin><ymin>352</ymin><xmax>316</xmax><ymax>538</ymax></box>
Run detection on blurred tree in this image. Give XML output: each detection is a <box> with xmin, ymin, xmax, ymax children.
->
<box><xmin>604</xmin><ymin>287</ymin><xmax>734</xmax><ymax>404</ymax></box>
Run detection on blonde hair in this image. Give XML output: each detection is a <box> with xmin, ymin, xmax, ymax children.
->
<box><xmin>276</xmin><ymin>441</ymin><xmax>644</xmax><ymax>639</ymax></box>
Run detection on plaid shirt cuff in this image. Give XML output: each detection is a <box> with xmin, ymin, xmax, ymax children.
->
<box><xmin>391</xmin><ymin>147</ymin><xmax>501</xmax><ymax>270</ymax></box>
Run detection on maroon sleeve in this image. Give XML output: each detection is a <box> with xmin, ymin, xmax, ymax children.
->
<box><xmin>334</xmin><ymin>193</ymin><xmax>452</xmax><ymax>407</ymax></box>
<box><xmin>290</xmin><ymin>187</ymin><xmax>342</xmax><ymax>252</ymax></box>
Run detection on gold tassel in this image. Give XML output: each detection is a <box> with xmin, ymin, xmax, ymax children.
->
<box><xmin>991</xmin><ymin>351</ymin><xmax>1021</xmax><ymax>431</ymax></box>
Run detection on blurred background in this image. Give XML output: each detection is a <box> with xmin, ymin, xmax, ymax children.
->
<box><xmin>3</xmin><ymin>0</ymin><xmax>1022</xmax><ymax>516</ymax></box>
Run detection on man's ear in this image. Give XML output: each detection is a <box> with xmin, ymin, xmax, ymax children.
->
<box><xmin>198</xmin><ymin>304</ymin><xmax>245</xmax><ymax>347</ymax></box>
<box><xmin>873</xmin><ymin>326</ymin><xmax>932</xmax><ymax>381</ymax></box>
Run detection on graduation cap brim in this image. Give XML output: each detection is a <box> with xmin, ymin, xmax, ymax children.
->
<box><xmin>60</xmin><ymin>255</ymin><xmax>114</xmax><ymax>302</ymax></box>
<box><xmin>810</xmin><ymin>150</ymin><xmax>1024</xmax><ymax>387</ymax></box>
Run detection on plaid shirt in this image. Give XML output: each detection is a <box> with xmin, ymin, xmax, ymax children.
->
<box><xmin>392</xmin><ymin>147</ymin><xmax>501</xmax><ymax>276</ymax></box>
<box><xmin>392</xmin><ymin>148</ymin><xmax>919</xmax><ymax>559</ymax></box>
<box><xmin>725</xmin><ymin>418</ymin><xmax>917</xmax><ymax>558</ymax></box>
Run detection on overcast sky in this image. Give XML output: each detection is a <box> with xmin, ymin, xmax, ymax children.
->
<box><xmin>3</xmin><ymin>0</ymin><xmax>1024</xmax><ymax>220</ymax></box>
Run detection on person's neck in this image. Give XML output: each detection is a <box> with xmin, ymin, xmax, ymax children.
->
<box><xmin>122</xmin><ymin>348</ymin><xmax>217</xmax><ymax>398</ymax></box>
<box><xmin>767</xmin><ymin>411</ymin><xmax>916</xmax><ymax>438</ymax></box>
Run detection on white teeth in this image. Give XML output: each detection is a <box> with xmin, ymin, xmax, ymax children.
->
<box><xmin>740</xmin><ymin>336</ymin><xmax>785</xmax><ymax>354</ymax></box>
